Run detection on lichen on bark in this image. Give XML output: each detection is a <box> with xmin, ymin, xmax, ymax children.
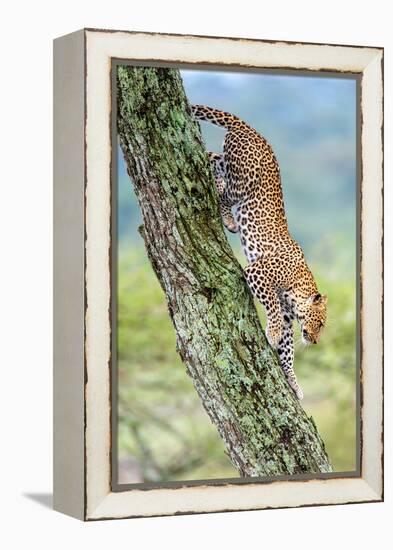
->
<box><xmin>117</xmin><ymin>65</ymin><xmax>332</xmax><ymax>476</ymax></box>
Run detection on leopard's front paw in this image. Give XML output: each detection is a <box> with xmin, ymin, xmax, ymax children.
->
<box><xmin>287</xmin><ymin>378</ymin><xmax>304</xmax><ymax>400</ymax></box>
<box><xmin>294</xmin><ymin>385</ymin><xmax>304</xmax><ymax>400</ymax></box>
<box><xmin>266</xmin><ymin>324</ymin><xmax>282</xmax><ymax>349</ymax></box>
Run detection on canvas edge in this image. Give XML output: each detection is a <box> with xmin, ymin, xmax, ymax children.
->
<box><xmin>53</xmin><ymin>28</ymin><xmax>383</xmax><ymax>521</ymax></box>
<box><xmin>53</xmin><ymin>29</ymin><xmax>86</xmax><ymax>520</ymax></box>
<box><xmin>85</xmin><ymin>479</ymin><xmax>382</xmax><ymax>521</ymax></box>
<box><xmin>359</xmin><ymin>48</ymin><xmax>384</xmax><ymax>500</ymax></box>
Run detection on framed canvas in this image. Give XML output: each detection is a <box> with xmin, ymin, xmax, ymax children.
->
<box><xmin>53</xmin><ymin>28</ymin><xmax>383</xmax><ymax>521</ymax></box>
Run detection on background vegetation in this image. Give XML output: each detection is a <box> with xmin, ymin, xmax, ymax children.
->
<box><xmin>117</xmin><ymin>69</ymin><xmax>357</xmax><ymax>484</ymax></box>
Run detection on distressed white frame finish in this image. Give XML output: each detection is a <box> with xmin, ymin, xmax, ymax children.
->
<box><xmin>53</xmin><ymin>28</ymin><xmax>383</xmax><ymax>521</ymax></box>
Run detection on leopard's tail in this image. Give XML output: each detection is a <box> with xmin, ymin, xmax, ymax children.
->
<box><xmin>191</xmin><ymin>105</ymin><xmax>247</xmax><ymax>130</ymax></box>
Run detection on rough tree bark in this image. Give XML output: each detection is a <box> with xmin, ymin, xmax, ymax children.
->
<box><xmin>117</xmin><ymin>65</ymin><xmax>332</xmax><ymax>476</ymax></box>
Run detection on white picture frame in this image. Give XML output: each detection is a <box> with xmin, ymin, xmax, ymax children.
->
<box><xmin>53</xmin><ymin>28</ymin><xmax>383</xmax><ymax>521</ymax></box>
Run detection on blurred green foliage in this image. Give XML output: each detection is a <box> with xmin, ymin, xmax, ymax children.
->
<box><xmin>117</xmin><ymin>245</ymin><xmax>237</xmax><ymax>482</ymax></box>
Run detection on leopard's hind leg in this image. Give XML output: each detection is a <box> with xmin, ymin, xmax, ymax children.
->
<box><xmin>208</xmin><ymin>152</ymin><xmax>238</xmax><ymax>233</ymax></box>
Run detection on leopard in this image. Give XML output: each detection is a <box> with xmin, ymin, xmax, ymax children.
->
<box><xmin>192</xmin><ymin>104</ymin><xmax>328</xmax><ymax>400</ymax></box>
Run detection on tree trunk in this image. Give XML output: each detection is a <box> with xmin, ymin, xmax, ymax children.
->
<box><xmin>117</xmin><ymin>65</ymin><xmax>332</xmax><ymax>476</ymax></box>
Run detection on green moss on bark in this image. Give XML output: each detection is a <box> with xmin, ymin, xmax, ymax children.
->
<box><xmin>117</xmin><ymin>65</ymin><xmax>332</xmax><ymax>477</ymax></box>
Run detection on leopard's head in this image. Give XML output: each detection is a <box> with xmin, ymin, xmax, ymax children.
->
<box><xmin>300</xmin><ymin>293</ymin><xmax>327</xmax><ymax>345</ymax></box>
